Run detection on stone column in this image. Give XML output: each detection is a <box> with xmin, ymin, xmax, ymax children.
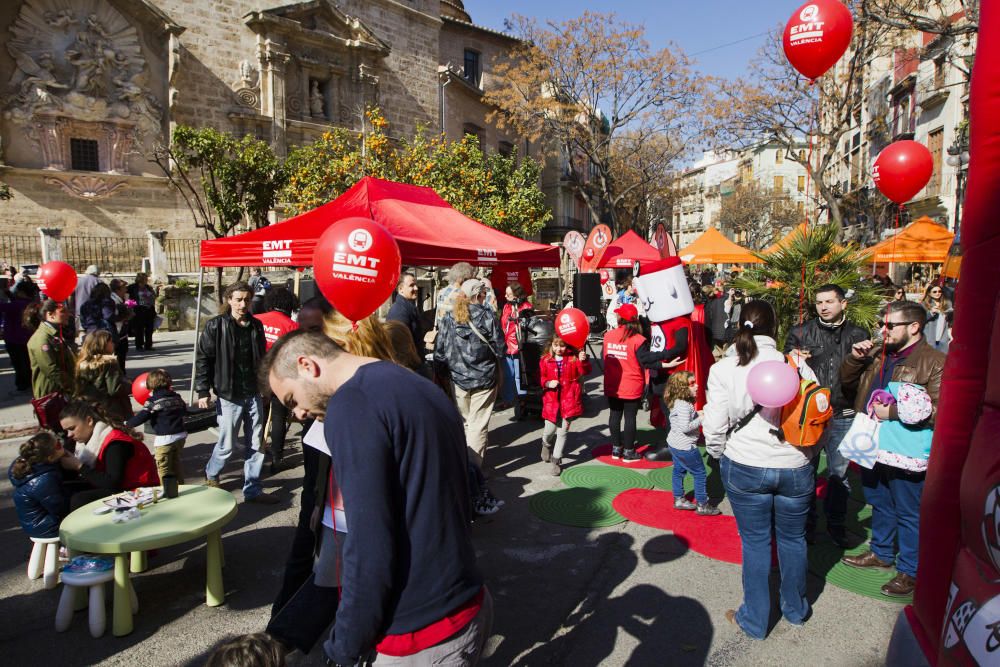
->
<box><xmin>38</xmin><ymin>228</ymin><xmax>63</xmax><ymax>263</ymax></box>
<box><xmin>261</xmin><ymin>40</ymin><xmax>290</xmax><ymax>157</ymax></box>
<box><xmin>147</xmin><ymin>231</ymin><xmax>169</xmax><ymax>283</ymax></box>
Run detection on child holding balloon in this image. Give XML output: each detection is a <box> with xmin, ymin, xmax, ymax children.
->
<box><xmin>127</xmin><ymin>369</ymin><xmax>188</xmax><ymax>483</ymax></box>
<box><xmin>538</xmin><ymin>335</ymin><xmax>591</xmax><ymax>476</ymax></box>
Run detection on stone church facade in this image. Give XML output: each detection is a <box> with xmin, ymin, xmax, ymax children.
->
<box><xmin>0</xmin><ymin>0</ymin><xmax>575</xmax><ymax>270</ymax></box>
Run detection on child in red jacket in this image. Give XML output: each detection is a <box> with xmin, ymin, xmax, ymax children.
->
<box><xmin>539</xmin><ymin>335</ymin><xmax>591</xmax><ymax>476</ymax></box>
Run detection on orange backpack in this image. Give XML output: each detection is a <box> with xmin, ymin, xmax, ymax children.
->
<box><xmin>775</xmin><ymin>354</ymin><xmax>833</xmax><ymax>447</ymax></box>
<box><xmin>730</xmin><ymin>355</ymin><xmax>833</xmax><ymax>447</ymax></box>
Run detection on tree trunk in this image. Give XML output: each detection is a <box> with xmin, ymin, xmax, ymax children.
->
<box><xmin>215</xmin><ymin>267</ymin><xmax>224</xmax><ymax>304</ymax></box>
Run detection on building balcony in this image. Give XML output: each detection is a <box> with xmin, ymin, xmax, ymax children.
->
<box><xmin>917</xmin><ymin>86</ymin><xmax>950</xmax><ymax>110</ymax></box>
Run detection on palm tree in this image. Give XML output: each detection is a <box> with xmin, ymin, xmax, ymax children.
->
<box><xmin>733</xmin><ymin>223</ymin><xmax>882</xmax><ymax>347</ymax></box>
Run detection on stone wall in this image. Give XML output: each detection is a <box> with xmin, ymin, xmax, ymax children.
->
<box><xmin>0</xmin><ymin>168</ymin><xmax>192</xmax><ymax>238</ymax></box>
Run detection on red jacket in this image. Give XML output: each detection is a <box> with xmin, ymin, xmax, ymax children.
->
<box><xmin>603</xmin><ymin>328</ymin><xmax>647</xmax><ymax>400</ymax></box>
<box><xmin>96</xmin><ymin>428</ymin><xmax>160</xmax><ymax>490</ymax></box>
<box><xmin>501</xmin><ymin>301</ymin><xmax>532</xmax><ymax>355</ymax></box>
<box><xmin>254</xmin><ymin>310</ymin><xmax>299</xmax><ymax>351</ymax></box>
<box><xmin>539</xmin><ymin>354</ymin><xmax>592</xmax><ymax>422</ymax></box>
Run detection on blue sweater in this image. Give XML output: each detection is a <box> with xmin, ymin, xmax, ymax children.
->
<box><xmin>322</xmin><ymin>361</ymin><xmax>482</xmax><ymax>664</ymax></box>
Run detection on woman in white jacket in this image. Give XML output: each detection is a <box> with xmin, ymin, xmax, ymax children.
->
<box><xmin>703</xmin><ymin>300</ymin><xmax>816</xmax><ymax>640</ymax></box>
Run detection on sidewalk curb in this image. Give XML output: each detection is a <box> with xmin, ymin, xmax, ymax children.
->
<box><xmin>0</xmin><ymin>421</ymin><xmax>37</xmax><ymax>440</ymax></box>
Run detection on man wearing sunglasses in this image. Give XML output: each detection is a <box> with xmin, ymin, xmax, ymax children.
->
<box><xmin>839</xmin><ymin>300</ymin><xmax>946</xmax><ymax>598</ymax></box>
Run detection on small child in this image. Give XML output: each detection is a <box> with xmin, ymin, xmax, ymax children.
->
<box><xmin>664</xmin><ymin>371</ymin><xmax>720</xmax><ymax>516</ymax></box>
<box><xmin>539</xmin><ymin>335</ymin><xmax>591</xmax><ymax>476</ymax></box>
<box><xmin>126</xmin><ymin>369</ymin><xmax>188</xmax><ymax>483</ymax></box>
<box><xmin>9</xmin><ymin>431</ymin><xmax>69</xmax><ymax>539</ymax></box>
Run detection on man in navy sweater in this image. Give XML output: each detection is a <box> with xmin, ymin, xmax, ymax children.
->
<box><xmin>261</xmin><ymin>330</ymin><xmax>491</xmax><ymax>666</ymax></box>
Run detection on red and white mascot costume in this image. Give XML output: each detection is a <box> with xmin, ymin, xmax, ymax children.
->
<box><xmin>632</xmin><ymin>257</ymin><xmax>714</xmax><ymax>431</ymax></box>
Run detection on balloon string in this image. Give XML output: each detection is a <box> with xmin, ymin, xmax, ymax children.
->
<box><xmin>878</xmin><ymin>204</ymin><xmax>903</xmax><ymax>386</ymax></box>
<box><xmin>798</xmin><ymin>109</ymin><xmax>816</xmax><ymax>327</ymax></box>
<box><xmin>351</xmin><ymin>321</ymin><xmax>359</xmax><ymax>332</ymax></box>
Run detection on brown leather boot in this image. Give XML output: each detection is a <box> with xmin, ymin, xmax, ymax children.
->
<box><xmin>881</xmin><ymin>572</ymin><xmax>916</xmax><ymax>597</ymax></box>
<box><xmin>841</xmin><ymin>550</ymin><xmax>894</xmax><ymax>571</ymax></box>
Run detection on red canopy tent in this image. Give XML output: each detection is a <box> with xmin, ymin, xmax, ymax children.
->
<box><xmin>597</xmin><ymin>230</ymin><xmax>661</xmax><ymax>268</ymax></box>
<box><xmin>200</xmin><ymin>176</ymin><xmax>560</xmax><ymax>268</ymax></box>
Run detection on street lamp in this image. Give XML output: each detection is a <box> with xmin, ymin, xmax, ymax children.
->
<box><xmin>945</xmin><ymin>123</ymin><xmax>970</xmax><ymax>234</ymax></box>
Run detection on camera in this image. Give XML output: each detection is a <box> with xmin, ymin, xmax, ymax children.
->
<box><xmin>733</xmin><ymin>289</ymin><xmax>744</xmax><ymax>298</ymax></box>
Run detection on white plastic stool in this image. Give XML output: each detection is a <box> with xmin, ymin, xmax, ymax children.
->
<box><xmin>55</xmin><ymin>568</ymin><xmax>138</xmax><ymax>638</ymax></box>
<box><xmin>27</xmin><ymin>537</ymin><xmax>61</xmax><ymax>589</ymax></box>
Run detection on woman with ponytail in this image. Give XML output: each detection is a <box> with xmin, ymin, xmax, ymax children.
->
<box><xmin>57</xmin><ymin>400</ymin><xmax>159</xmax><ymax>509</ymax></box>
<box><xmin>9</xmin><ymin>431</ymin><xmax>69</xmax><ymax>538</ymax></box>
<box><xmin>702</xmin><ymin>300</ymin><xmax>817</xmax><ymax>640</ymax></box>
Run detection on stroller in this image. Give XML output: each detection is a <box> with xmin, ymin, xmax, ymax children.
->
<box><xmin>516</xmin><ymin>314</ymin><xmax>554</xmax><ymax>420</ymax></box>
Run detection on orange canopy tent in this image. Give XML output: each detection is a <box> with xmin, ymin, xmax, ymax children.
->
<box><xmin>762</xmin><ymin>222</ymin><xmax>808</xmax><ymax>254</ymax></box>
<box><xmin>862</xmin><ymin>216</ymin><xmax>955</xmax><ymax>263</ymax></box>
<box><xmin>678</xmin><ymin>227</ymin><xmax>761</xmax><ymax>265</ymax></box>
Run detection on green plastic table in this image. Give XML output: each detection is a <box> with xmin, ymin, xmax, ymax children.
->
<box><xmin>60</xmin><ymin>485</ymin><xmax>238</xmax><ymax>636</ymax></box>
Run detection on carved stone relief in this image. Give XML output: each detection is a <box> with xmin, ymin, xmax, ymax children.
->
<box><xmin>44</xmin><ymin>173</ymin><xmax>129</xmax><ymax>200</ymax></box>
<box><xmin>231</xmin><ymin>59</ymin><xmax>260</xmax><ymax>111</ymax></box>
<box><xmin>4</xmin><ymin>0</ymin><xmax>163</xmax><ymax>171</ymax></box>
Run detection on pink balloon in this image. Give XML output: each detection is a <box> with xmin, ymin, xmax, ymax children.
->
<box><xmin>746</xmin><ymin>361</ymin><xmax>800</xmax><ymax>408</ymax></box>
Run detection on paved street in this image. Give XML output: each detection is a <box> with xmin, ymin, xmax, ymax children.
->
<box><xmin>0</xmin><ymin>334</ymin><xmax>899</xmax><ymax>666</ymax></box>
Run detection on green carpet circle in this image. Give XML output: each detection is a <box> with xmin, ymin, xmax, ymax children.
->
<box><xmin>807</xmin><ymin>540</ymin><xmax>909</xmax><ymax>603</ymax></box>
<box><xmin>561</xmin><ymin>465</ymin><xmax>653</xmax><ymax>494</ymax></box>
<box><xmin>647</xmin><ymin>467</ymin><xmax>692</xmax><ymax>493</ymax></box>
<box><xmin>528</xmin><ymin>487</ymin><xmax>626</xmax><ymax>528</ymax></box>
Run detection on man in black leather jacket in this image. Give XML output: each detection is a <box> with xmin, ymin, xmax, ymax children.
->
<box><xmin>196</xmin><ymin>281</ymin><xmax>278</xmax><ymax>504</ymax></box>
<box><xmin>785</xmin><ymin>283</ymin><xmax>869</xmax><ymax>547</ymax></box>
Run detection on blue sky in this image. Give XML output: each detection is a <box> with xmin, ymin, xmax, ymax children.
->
<box><xmin>463</xmin><ymin>0</ymin><xmax>798</xmax><ymax>80</ymax></box>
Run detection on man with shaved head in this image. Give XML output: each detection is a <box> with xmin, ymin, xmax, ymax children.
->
<box><xmin>260</xmin><ymin>330</ymin><xmax>492</xmax><ymax>666</ymax></box>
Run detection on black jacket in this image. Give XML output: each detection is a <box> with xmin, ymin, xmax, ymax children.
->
<box><xmin>433</xmin><ymin>304</ymin><xmax>504</xmax><ymax>391</ymax></box>
<box><xmin>785</xmin><ymin>317</ymin><xmax>869</xmax><ymax>413</ymax></box>
<box><xmin>127</xmin><ymin>388</ymin><xmax>187</xmax><ymax>435</ymax></box>
<box><xmin>195</xmin><ymin>313</ymin><xmax>267</xmax><ymax>401</ymax></box>
<box><xmin>704</xmin><ymin>295</ymin><xmax>728</xmax><ymax>343</ymax></box>
<box><xmin>386</xmin><ymin>296</ymin><xmax>423</xmax><ymax>352</ymax></box>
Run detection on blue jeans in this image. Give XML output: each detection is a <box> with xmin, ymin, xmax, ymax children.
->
<box><xmin>862</xmin><ymin>463</ymin><xmax>925</xmax><ymax>577</ymax></box>
<box><xmin>669</xmin><ymin>446</ymin><xmax>708</xmax><ymax>504</ymax></box>
<box><xmin>809</xmin><ymin>415</ymin><xmax>853</xmax><ymax>530</ymax></box>
<box><xmin>206</xmin><ymin>395</ymin><xmax>265</xmax><ymax>499</ymax></box>
<box><xmin>722</xmin><ymin>457</ymin><xmax>813</xmax><ymax>639</ymax></box>
<box><xmin>502</xmin><ymin>354</ymin><xmax>524</xmax><ymax>402</ymax></box>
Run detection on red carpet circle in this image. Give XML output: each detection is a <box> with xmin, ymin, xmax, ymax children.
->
<box><xmin>591</xmin><ymin>443</ymin><xmax>672</xmax><ymax>469</ymax></box>
<box><xmin>612</xmin><ymin>488</ymin><xmax>743</xmax><ymax>564</ymax></box>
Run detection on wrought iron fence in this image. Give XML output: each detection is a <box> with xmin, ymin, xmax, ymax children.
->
<box><xmin>163</xmin><ymin>238</ymin><xmax>202</xmax><ymax>274</ymax></box>
<box><xmin>61</xmin><ymin>236</ymin><xmax>148</xmax><ymax>274</ymax></box>
<box><xmin>2</xmin><ymin>235</ymin><xmax>43</xmax><ymax>269</ymax></box>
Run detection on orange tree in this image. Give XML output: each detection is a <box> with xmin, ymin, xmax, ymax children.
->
<box><xmin>282</xmin><ymin>108</ymin><xmax>551</xmax><ymax>239</ymax></box>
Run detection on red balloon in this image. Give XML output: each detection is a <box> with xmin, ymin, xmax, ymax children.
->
<box><xmin>312</xmin><ymin>217</ymin><xmax>401</xmax><ymax>322</ymax></box>
<box><xmin>599</xmin><ymin>269</ymin><xmax>610</xmax><ymax>286</ymax></box>
<box><xmin>871</xmin><ymin>140</ymin><xmax>935</xmax><ymax>204</ymax></box>
<box><xmin>782</xmin><ymin>0</ymin><xmax>854</xmax><ymax>80</ymax></box>
<box><xmin>132</xmin><ymin>372</ymin><xmax>151</xmax><ymax>405</ymax></box>
<box><xmin>584</xmin><ymin>248</ymin><xmax>595</xmax><ymax>260</ymax></box>
<box><xmin>36</xmin><ymin>261</ymin><xmax>78</xmax><ymax>302</ymax></box>
<box><xmin>554</xmin><ymin>307</ymin><xmax>590</xmax><ymax>349</ymax></box>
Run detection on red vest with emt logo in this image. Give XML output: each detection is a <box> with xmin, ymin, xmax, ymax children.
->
<box><xmin>96</xmin><ymin>428</ymin><xmax>160</xmax><ymax>489</ymax></box>
<box><xmin>253</xmin><ymin>311</ymin><xmax>299</xmax><ymax>351</ymax></box>
<box><xmin>603</xmin><ymin>328</ymin><xmax>647</xmax><ymax>400</ymax></box>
